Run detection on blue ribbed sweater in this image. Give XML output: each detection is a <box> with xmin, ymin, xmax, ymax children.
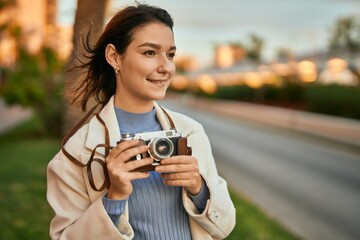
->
<box><xmin>102</xmin><ymin>107</ymin><xmax>210</xmax><ymax>239</ymax></box>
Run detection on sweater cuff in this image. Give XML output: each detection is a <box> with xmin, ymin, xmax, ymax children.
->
<box><xmin>102</xmin><ymin>195</ymin><xmax>127</xmax><ymax>226</ymax></box>
<box><xmin>189</xmin><ymin>178</ymin><xmax>210</xmax><ymax>213</ymax></box>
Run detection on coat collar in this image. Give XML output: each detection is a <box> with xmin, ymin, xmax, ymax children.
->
<box><xmin>84</xmin><ymin>96</ymin><xmax>173</xmax><ymax>156</ymax></box>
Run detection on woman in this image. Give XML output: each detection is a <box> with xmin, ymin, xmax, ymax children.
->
<box><xmin>47</xmin><ymin>3</ymin><xmax>235</xmax><ymax>240</ymax></box>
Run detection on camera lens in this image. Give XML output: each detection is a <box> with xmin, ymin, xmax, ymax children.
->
<box><xmin>156</xmin><ymin>140</ymin><xmax>171</xmax><ymax>155</ymax></box>
<box><xmin>148</xmin><ymin>137</ymin><xmax>174</xmax><ymax>160</ymax></box>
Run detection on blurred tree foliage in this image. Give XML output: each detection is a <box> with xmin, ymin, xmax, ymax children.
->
<box><xmin>0</xmin><ymin>0</ymin><xmax>17</xmax><ymax>36</ymax></box>
<box><xmin>328</xmin><ymin>15</ymin><xmax>360</xmax><ymax>83</ymax></box>
<box><xmin>0</xmin><ymin>0</ymin><xmax>66</xmax><ymax>136</ymax></box>
<box><xmin>0</xmin><ymin>0</ymin><xmax>16</xmax><ymax>10</ymax></box>
<box><xmin>246</xmin><ymin>33</ymin><xmax>264</xmax><ymax>62</ymax></box>
<box><xmin>328</xmin><ymin>15</ymin><xmax>360</xmax><ymax>55</ymax></box>
<box><xmin>0</xmin><ymin>47</ymin><xmax>65</xmax><ymax>137</ymax></box>
<box><xmin>275</xmin><ymin>47</ymin><xmax>294</xmax><ymax>62</ymax></box>
<box><xmin>227</xmin><ymin>33</ymin><xmax>265</xmax><ymax>63</ymax></box>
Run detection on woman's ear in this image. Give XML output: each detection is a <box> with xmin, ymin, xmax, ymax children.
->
<box><xmin>105</xmin><ymin>44</ymin><xmax>120</xmax><ymax>69</ymax></box>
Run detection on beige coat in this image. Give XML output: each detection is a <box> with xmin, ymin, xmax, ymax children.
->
<box><xmin>47</xmin><ymin>96</ymin><xmax>236</xmax><ymax>240</ymax></box>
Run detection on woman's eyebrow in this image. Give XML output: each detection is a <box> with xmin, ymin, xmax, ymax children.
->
<box><xmin>138</xmin><ymin>42</ymin><xmax>176</xmax><ymax>51</ymax></box>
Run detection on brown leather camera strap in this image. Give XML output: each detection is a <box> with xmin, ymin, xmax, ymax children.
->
<box><xmin>159</xmin><ymin>105</ymin><xmax>175</xmax><ymax>129</ymax></box>
<box><xmin>61</xmin><ymin>104</ymin><xmax>111</xmax><ymax>191</ymax></box>
<box><xmin>61</xmin><ymin>104</ymin><xmax>99</xmax><ymax>167</ymax></box>
<box><xmin>61</xmin><ymin>103</ymin><xmax>176</xmax><ymax>192</ymax></box>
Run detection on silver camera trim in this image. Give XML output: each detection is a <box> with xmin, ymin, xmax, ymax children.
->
<box><xmin>133</xmin><ymin>129</ymin><xmax>181</xmax><ymax>141</ymax></box>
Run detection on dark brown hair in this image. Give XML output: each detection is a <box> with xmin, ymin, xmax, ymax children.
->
<box><xmin>69</xmin><ymin>4</ymin><xmax>174</xmax><ymax>111</ymax></box>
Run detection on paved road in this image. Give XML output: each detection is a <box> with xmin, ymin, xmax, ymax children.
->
<box><xmin>160</xmin><ymin>99</ymin><xmax>360</xmax><ymax>240</ymax></box>
<box><xmin>0</xmin><ymin>99</ymin><xmax>32</xmax><ymax>135</ymax></box>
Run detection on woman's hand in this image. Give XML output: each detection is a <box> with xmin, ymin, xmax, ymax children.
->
<box><xmin>155</xmin><ymin>156</ymin><xmax>203</xmax><ymax>195</ymax></box>
<box><xmin>106</xmin><ymin>139</ymin><xmax>153</xmax><ymax>200</ymax></box>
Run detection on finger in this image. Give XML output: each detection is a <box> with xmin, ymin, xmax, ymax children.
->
<box><xmin>107</xmin><ymin>139</ymin><xmax>141</xmax><ymax>161</ymax></box>
<box><xmin>125</xmin><ymin>157</ymin><xmax>154</xmax><ymax>172</ymax></box>
<box><xmin>155</xmin><ymin>164</ymin><xmax>187</xmax><ymax>173</ymax></box>
<box><xmin>162</xmin><ymin>179</ymin><xmax>191</xmax><ymax>187</ymax></box>
<box><xmin>162</xmin><ymin>177</ymin><xmax>202</xmax><ymax>194</ymax></box>
<box><xmin>160</xmin><ymin>172</ymin><xmax>198</xmax><ymax>181</ymax></box>
<box><xmin>107</xmin><ymin>146</ymin><xmax>150</xmax><ymax>171</ymax></box>
<box><xmin>155</xmin><ymin>163</ymin><xmax>198</xmax><ymax>173</ymax></box>
<box><xmin>112</xmin><ymin>139</ymin><xmax>142</xmax><ymax>155</ymax></box>
<box><xmin>109</xmin><ymin>144</ymin><xmax>148</xmax><ymax>164</ymax></box>
<box><xmin>160</xmin><ymin>156</ymin><xmax>194</xmax><ymax>165</ymax></box>
<box><xmin>127</xmin><ymin>171</ymin><xmax>151</xmax><ymax>180</ymax></box>
<box><xmin>109</xmin><ymin>170</ymin><xmax>150</xmax><ymax>186</ymax></box>
<box><xmin>118</xmin><ymin>145</ymin><xmax>149</xmax><ymax>162</ymax></box>
<box><xmin>109</xmin><ymin>165</ymin><xmax>151</xmax><ymax>181</ymax></box>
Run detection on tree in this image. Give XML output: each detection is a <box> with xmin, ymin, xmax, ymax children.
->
<box><xmin>328</xmin><ymin>15</ymin><xmax>360</xmax><ymax>84</ymax></box>
<box><xmin>63</xmin><ymin>0</ymin><xmax>110</xmax><ymax>133</ymax></box>
<box><xmin>68</xmin><ymin>0</ymin><xmax>110</xmax><ymax>67</ymax></box>
<box><xmin>276</xmin><ymin>47</ymin><xmax>294</xmax><ymax>62</ymax></box>
<box><xmin>0</xmin><ymin>0</ymin><xmax>18</xmax><ymax>49</ymax></box>
<box><xmin>0</xmin><ymin>0</ymin><xmax>65</xmax><ymax>136</ymax></box>
<box><xmin>1</xmin><ymin>46</ymin><xmax>65</xmax><ymax>136</ymax></box>
<box><xmin>0</xmin><ymin>0</ymin><xmax>17</xmax><ymax>34</ymax></box>
<box><xmin>0</xmin><ymin>0</ymin><xmax>16</xmax><ymax>9</ymax></box>
<box><xmin>328</xmin><ymin>15</ymin><xmax>360</xmax><ymax>55</ymax></box>
<box><xmin>246</xmin><ymin>33</ymin><xmax>264</xmax><ymax>62</ymax></box>
<box><xmin>223</xmin><ymin>33</ymin><xmax>265</xmax><ymax>64</ymax></box>
<box><xmin>1</xmin><ymin>0</ymin><xmax>110</xmax><ymax>136</ymax></box>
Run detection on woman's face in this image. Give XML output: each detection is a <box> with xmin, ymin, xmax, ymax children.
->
<box><xmin>115</xmin><ymin>22</ymin><xmax>176</xmax><ymax>111</ymax></box>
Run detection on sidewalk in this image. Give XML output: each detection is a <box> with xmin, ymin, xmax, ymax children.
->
<box><xmin>172</xmin><ymin>95</ymin><xmax>360</xmax><ymax>149</ymax></box>
<box><xmin>1</xmin><ymin>95</ymin><xmax>360</xmax><ymax>149</ymax></box>
<box><xmin>0</xmin><ymin>99</ymin><xmax>32</xmax><ymax>135</ymax></box>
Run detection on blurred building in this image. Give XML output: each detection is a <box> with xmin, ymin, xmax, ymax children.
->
<box><xmin>54</xmin><ymin>25</ymin><xmax>73</xmax><ymax>61</ymax></box>
<box><xmin>214</xmin><ymin>44</ymin><xmax>246</xmax><ymax>69</ymax></box>
<box><xmin>298</xmin><ymin>50</ymin><xmax>360</xmax><ymax>86</ymax></box>
<box><xmin>319</xmin><ymin>58</ymin><xmax>358</xmax><ymax>86</ymax></box>
<box><xmin>0</xmin><ymin>0</ymin><xmax>72</xmax><ymax>66</ymax></box>
<box><xmin>174</xmin><ymin>50</ymin><xmax>360</xmax><ymax>94</ymax></box>
<box><xmin>174</xmin><ymin>55</ymin><xmax>199</xmax><ymax>72</ymax></box>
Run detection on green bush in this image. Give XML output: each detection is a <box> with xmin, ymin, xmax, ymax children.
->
<box><xmin>185</xmin><ymin>81</ymin><xmax>360</xmax><ymax>120</ymax></box>
<box><xmin>1</xmin><ymin>47</ymin><xmax>65</xmax><ymax>137</ymax></box>
<box><xmin>199</xmin><ymin>83</ymin><xmax>304</xmax><ymax>106</ymax></box>
<box><xmin>304</xmin><ymin>84</ymin><xmax>360</xmax><ymax>119</ymax></box>
<box><xmin>213</xmin><ymin>85</ymin><xmax>256</xmax><ymax>101</ymax></box>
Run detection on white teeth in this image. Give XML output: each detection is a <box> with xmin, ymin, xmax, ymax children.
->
<box><xmin>148</xmin><ymin>80</ymin><xmax>165</xmax><ymax>84</ymax></box>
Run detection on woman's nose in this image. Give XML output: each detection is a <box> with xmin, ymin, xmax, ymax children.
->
<box><xmin>157</xmin><ymin>55</ymin><xmax>175</xmax><ymax>73</ymax></box>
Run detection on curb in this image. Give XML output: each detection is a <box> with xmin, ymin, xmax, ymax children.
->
<box><xmin>173</xmin><ymin>95</ymin><xmax>360</xmax><ymax>149</ymax></box>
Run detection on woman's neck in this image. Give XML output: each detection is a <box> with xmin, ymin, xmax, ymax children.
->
<box><xmin>114</xmin><ymin>95</ymin><xmax>154</xmax><ymax>113</ymax></box>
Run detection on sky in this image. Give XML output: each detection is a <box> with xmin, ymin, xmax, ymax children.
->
<box><xmin>58</xmin><ymin>0</ymin><xmax>360</xmax><ymax>68</ymax></box>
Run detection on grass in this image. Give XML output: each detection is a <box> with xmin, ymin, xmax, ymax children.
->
<box><xmin>0</xmin><ymin>118</ymin><xmax>59</xmax><ymax>240</ymax></box>
<box><xmin>226</xmin><ymin>189</ymin><xmax>300</xmax><ymax>240</ymax></box>
<box><xmin>0</xmin><ymin>118</ymin><xmax>300</xmax><ymax>240</ymax></box>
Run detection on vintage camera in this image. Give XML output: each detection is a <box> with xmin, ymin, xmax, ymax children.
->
<box><xmin>119</xmin><ymin>129</ymin><xmax>192</xmax><ymax>172</ymax></box>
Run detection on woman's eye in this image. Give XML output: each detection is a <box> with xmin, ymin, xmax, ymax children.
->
<box><xmin>144</xmin><ymin>50</ymin><xmax>156</xmax><ymax>56</ymax></box>
<box><xmin>167</xmin><ymin>53</ymin><xmax>176</xmax><ymax>59</ymax></box>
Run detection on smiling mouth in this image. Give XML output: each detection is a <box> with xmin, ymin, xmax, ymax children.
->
<box><xmin>147</xmin><ymin>79</ymin><xmax>167</xmax><ymax>84</ymax></box>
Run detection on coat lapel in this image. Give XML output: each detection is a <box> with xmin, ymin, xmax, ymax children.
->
<box><xmin>154</xmin><ymin>102</ymin><xmax>172</xmax><ymax>131</ymax></box>
<box><xmin>84</xmin><ymin>97</ymin><xmax>173</xmax><ymax>157</ymax></box>
<box><xmin>85</xmin><ymin>96</ymin><xmax>120</xmax><ymax>156</ymax></box>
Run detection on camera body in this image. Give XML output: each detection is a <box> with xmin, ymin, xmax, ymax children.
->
<box><xmin>119</xmin><ymin>129</ymin><xmax>192</xmax><ymax>172</ymax></box>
